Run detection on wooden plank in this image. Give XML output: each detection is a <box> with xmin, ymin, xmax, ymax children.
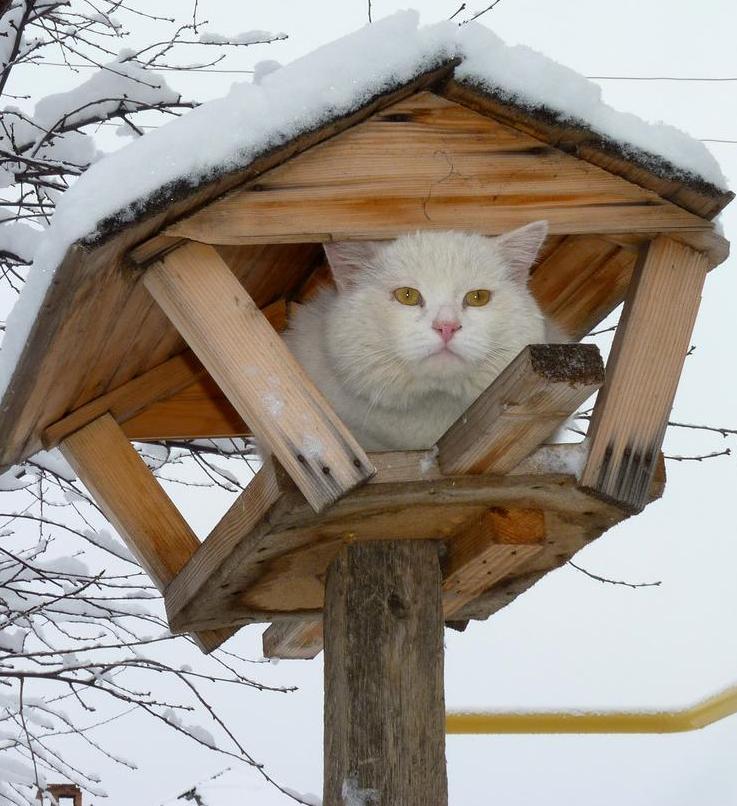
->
<box><xmin>123</xmin><ymin>376</ymin><xmax>248</xmax><ymax>441</ymax></box>
<box><xmin>323</xmin><ymin>540</ymin><xmax>448</xmax><ymax>806</ymax></box>
<box><xmin>580</xmin><ymin>236</ymin><xmax>708</xmax><ymax>510</ymax></box>
<box><xmin>440</xmin><ymin>78</ymin><xmax>734</xmax><ymax>221</ymax></box>
<box><xmin>530</xmin><ymin>236</ymin><xmax>638</xmax><ymax>340</ymax></box>
<box><xmin>42</xmin><ymin>351</ymin><xmax>206</xmax><ymax>449</ymax></box>
<box><xmin>59</xmin><ymin>413</ymin><xmax>235</xmax><ymax>652</ymax></box>
<box><xmin>437</xmin><ymin>344</ymin><xmax>604</xmax><ymax>475</ymax></box>
<box><xmin>262</xmin><ymin>617</ymin><xmax>324</xmax><ymax>660</ymax></box>
<box><xmin>442</xmin><ymin>509</ymin><xmax>545</xmax><ymax>617</ymax></box>
<box><xmin>164</xmin><ymin>448</ymin><xmax>638</xmax><ymax>634</ymax></box>
<box><xmin>43</xmin><ymin>298</ymin><xmax>288</xmax><ymax>448</ymax></box>
<box><xmin>144</xmin><ymin>241</ymin><xmax>375</xmax><ymax>513</ymax></box>
<box><xmin>159</xmin><ymin>94</ymin><xmax>723</xmax><ymax>263</ymax></box>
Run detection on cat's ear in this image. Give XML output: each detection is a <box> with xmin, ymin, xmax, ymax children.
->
<box><xmin>495</xmin><ymin>220</ymin><xmax>549</xmax><ymax>281</ymax></box>
<box><xmin>323</xmin><ymin>241</ymin><xmax>378</xmax><ymax>293</ymax></box>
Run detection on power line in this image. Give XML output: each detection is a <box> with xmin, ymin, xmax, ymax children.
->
<box><xmin>588</xmin><ymin>75</ymin><xmax>737</xmax><ymax>82</ymax></box>
<box><xmin>25</xmin><ymin>62</ymin><xmax>737</xmax><ymax>81</ymax></box>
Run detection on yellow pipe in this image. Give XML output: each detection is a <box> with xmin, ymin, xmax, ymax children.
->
<box><xmin>446</xmin><ymin>684</ymin><xmax>737</xmax><ymax>734</ymax></box>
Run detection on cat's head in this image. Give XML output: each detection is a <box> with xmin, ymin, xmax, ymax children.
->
<box><xmin>322</xmin><ymin>222</ymin><xmax>549</xmax><ymax>402</ymax></box>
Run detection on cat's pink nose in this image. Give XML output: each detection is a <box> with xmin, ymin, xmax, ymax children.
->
<box><xmin>433</xmin><ymin>320</ymin><xmax>461</xmax><ymax>344</ymax></box>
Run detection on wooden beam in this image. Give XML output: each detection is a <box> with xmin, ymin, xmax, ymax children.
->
<box><xmin>262</xmin><ymin>617</ymin><xmax>324</xmax><ymax>660</ymax></box>
<box><xmin>442</xmin><ymin>509</ymin><xmax>545</xmax><ymax>617</ymax></box>
<box><xmin>323</xmin><ymin>540</ymin><xmax>448</xmax><ymax>805</ymax></box>
<box><xmin>59</xmin><ymin>413</ymin><xmax>235</xmax><ymax>652</ymax></box>
<box><xmin>143</xmin><ymin>242</ymin><xmax>374</xmax><ymax>513</ymax></box>
<box><xmin>437</xmin><ymin>344</ymin><xmax>604</xmax><ymax>476</ymax></box>
<box><xmin>580</xmin><ymin>236</ymin><xmax>708</xmax><ymax>510</ymax></box>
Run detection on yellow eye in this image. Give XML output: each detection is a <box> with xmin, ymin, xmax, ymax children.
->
<box><xmin>393</xmin><ymin>287</ymin><xmax>423</xmax><ymax>306</ymax></box>
<box><xmin>464</xmin><ymin>289</ymin><xmax>491</xmax><ymax>307</ymax></box>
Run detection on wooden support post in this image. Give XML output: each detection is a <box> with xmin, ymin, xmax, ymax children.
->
<box><xmin>580</xmin><ymin>236</ymin><xmax>708</xmax><ymax>510</ymax></box>
<box><xmin>60</xmin><ymin>413</ymin><xmax>233</xmax><ymax>653</ymax></box>
<box><xmin>144</xmin><ymin>241</ymin><xmax>374</xmax><ymax>513</ymax></box>
<box><xmin>438</xmin><ymin>343</ymin><xmax>604</xmax><ymax>475</ymax></box>
<box><xmin>323</xmin><ymin>541</ymin><xmax>447</xmax><ymax>806</ymax></box>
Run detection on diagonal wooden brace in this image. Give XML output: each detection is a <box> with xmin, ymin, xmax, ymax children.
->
<box><xmin>437</xmin><ymin>343</ymin><xmax>604</xmax><ymax>475</ymax></box>
<box><xmin>60</xmin><ymin>413</ymin><xmax>234</xmax><ymax>653</ymax></box>
<box><xmin>580</xmin><ymin>236</ymin><xmax>708</xmax><ymax>510</ymax></box>
<box><xmin>143</xmin><ymin>241</ymin><xmax>375</xmax><ymax>513</ymax></box>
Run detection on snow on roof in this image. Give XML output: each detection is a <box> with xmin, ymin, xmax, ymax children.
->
<box><xmin>0</xmin><ymin>10</ymin><xmax>728</xmax><ymax>399</ymax></box>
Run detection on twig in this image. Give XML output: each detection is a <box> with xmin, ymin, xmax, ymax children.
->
<box><xmin>460</xmin><ymin>0</ymin><xmax>505</xmax><ymax>24</ymax></box>
<box><xmin>665</xmin><ymin>448</ymin><xmax>731</xmax><ymax>462</ymax></box>
<box><xmin>568</xmin><ymin>560</ymin><xmax>662</xmax><ymax>589</ymax></box>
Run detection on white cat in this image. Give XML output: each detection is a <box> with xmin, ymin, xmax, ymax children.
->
<box><xmin>286</xmin><ymin>221</ymin><xmax>558</xmax><ymax>451</ymax></box>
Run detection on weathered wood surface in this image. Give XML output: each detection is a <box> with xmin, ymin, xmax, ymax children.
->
<box><xmin>59</xmin><ymin>414</ymin><xmax>234</xmax><ymax>653</ymax></box>
<box><xmin>440</xmin><ymin>79</ymin><xmax>733</xmax><ymax>220</ymax></box>
<box><xmin>438</xmin><ymin>343</ymin><xmax>604</xmax><ymax>475</ymax></box>
<box><xmin>323</xmin><ymin>541</ymin><xmax>448</xmax><ymax>806</ymax></box>
<box><xmin>529</xmin><ymin>235</ymin><xmax>638</xmax><ymax>341</ymax></box>
<box><xmin>442</xmin><ymin>508</ymin><xmax>545</xmax><ymax>617</ymax></box>
<box><xmin>42</xmin><ymin>299</ymin><xmax>287</xmax><ymax>447</ymax></box>
<box><xmin>263</xmin><ymin>507</ymin><xmax>546</xmax><ymax>659</ymax></box>
<box><xmin>262</xmin><ymin>616</ymin><xmax>324</xmax><ymax>660</ymax></box>
<box><xmin>162</xmin><ymin>94</ymin><xmax>725</xmax><ymax>266</ymax></box>
<box><xmin>164</xmin><ymin>447</ymin><xmax>652</xmax><ymax>634</ymax></box>
<box><xmin>581</xmin><ymin>236</ymin><xmax>708</xmax><ymax>510</ymax></box>
<box><xmin>144</xmin><ymin>241</ymin><xmax>374</xmax><ymax>513</ymax></box>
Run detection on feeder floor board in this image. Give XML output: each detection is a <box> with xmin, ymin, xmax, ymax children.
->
<box><xmin>163</xmin><ymin>448</ymin><xmax>665</xmax><ymax>637</ymax></box>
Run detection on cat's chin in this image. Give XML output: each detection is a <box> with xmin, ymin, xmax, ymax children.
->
<box><xmin>423</xmin><ymin>348</ymin><xmax>469</xmax><ymax>375</ymax></box>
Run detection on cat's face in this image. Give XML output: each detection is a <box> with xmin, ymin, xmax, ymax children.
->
<box><xmin>323</xmin><ymin>223</ymin><xmax>549</xmax><ymax>401</ymax></box>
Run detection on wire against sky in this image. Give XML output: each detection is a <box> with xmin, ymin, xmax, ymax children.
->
<box><xmin>26</xmin><ymin>62</ymin><xmax>737</xmax><ymax>81</ymax></box>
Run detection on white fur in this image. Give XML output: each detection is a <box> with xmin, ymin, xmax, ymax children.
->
<box><xmin>286</xmin><ymin>223</ymin><xmax>557</xmax><ymax>450</ymax></box>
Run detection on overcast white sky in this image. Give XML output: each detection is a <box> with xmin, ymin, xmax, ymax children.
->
<box><xmin>11</xmin><ymin>1</ymin><xmax>737</xmax><ymax>804</ymax></box>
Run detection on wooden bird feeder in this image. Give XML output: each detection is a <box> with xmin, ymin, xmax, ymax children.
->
<box><xmin>0</xmin><ymin>58</ymin><xmax>731</xmax><ymax>804</ymax></box>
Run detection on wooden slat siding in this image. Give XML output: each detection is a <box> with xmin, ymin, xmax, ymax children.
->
<box><xmin>59</xmin><ymin>413</ymin><xmax>235</xmax><ymax>653</ymax></box>
<box><xmin>164</xmin><ymin>449</ymin><xmax>639</xmax><ymax>633</ymax></box>
<box><xmin>0</xmin><ymin>66</ymin><xmax>457</xmax><ymax>472</ymax></box>
<box><xmin>262</xmin><ymin>617</ymin><xmax>324</xmax><ymax>660</ymax></box>
<box><xmin>439</xmin><ymin>79</ymin><xmax>733</xmax><ymax>220</ymax></box>
<box><xmin>123</xmin><ymin>377</ymin><xmax>249</xmax><ymax>441</ymax></box>
<box><xmin>442</xmin><ymin>509</ymin><xmax>545</xmax><ymax>617</ymax></box>
<box><xmin>580</xmin><ymin>237</ymin><xmax>708</xmax><ymax>510</ymax></box>
<box><xmin>437</xmin><ymin>344</ymin><xmax>604</xmax><ymax>476</ymax></box>
<box><xmin>123</xmin><ymin>62</ymin><xmax>459</xmax><ymax>266</ymax></box>
<box><xmin>553</xmin><ymin>247</ymin><xmax>637</xmax><ymax>340</ymax></box>
<box><xmin>144</xmin><ymin>242</ymin><xmax>374</xmax><ymax>512</ymax></box>
<box><xmin>159</xmin><ymin>94</ymin><xmax>723</xmax><ymax>262</ymax></box>
<box><xmin>323</xmin><ymin>541</ymin><xmax>448</xmax><ymax>806</ymax></box>
<box><xmin>42</xmin><ymin>299</ymin><xmax>289</xmax><ymax>449</ymax></box>
<box><xmin>262</xmin><ymin>507</ymin><xmax>545</xmax><ymax>659</ymax></box>
<box><xmin>42</xmin><ymin>351</ymin><xmax>206</xmax><ymax>448</ymax></box>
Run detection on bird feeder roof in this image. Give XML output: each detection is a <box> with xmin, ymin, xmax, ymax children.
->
<box><xmin>0</xmin><ymin>10</ymin><xmax>732</xmax><ymax>470</ymax></box>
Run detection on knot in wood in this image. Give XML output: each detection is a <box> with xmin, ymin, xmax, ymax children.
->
<box><xmin>387</xmin><ymin>591</ymin><xmax>409</xmax><ymax>620</ymax></box>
